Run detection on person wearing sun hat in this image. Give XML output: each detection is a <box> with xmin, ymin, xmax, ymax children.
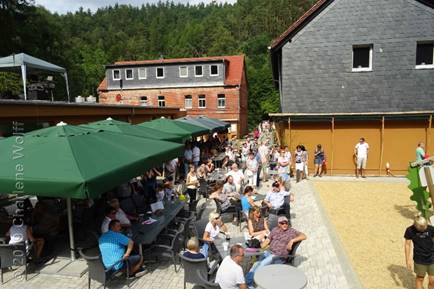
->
<box><xmin>245</xmin><ymin>215</ymin><xmax>307</xmax><ymax>286</ymax></box>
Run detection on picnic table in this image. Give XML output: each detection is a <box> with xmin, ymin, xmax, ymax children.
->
<box><xmin>132</xmin><ymin>200</ymin><xmax>184</xmax><ymax>255</ymax></box>
<box><xmin>254</xmin><ymin>264</ymin><xmax>307</xmax><ymax>289</ymax></box>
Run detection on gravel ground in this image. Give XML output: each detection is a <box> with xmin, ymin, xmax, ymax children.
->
<box><xmin>313</xmin><ymin>179</ymin><xmax>425</xmax><ymax>289</ymax></box>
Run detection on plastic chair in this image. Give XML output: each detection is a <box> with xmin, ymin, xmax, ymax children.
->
<box><xmin>271</xmin><ymin>240</ymin><xmax>303</xmax><ymax>266</ymax></box>
<box><xmin>79</xmin><ymin>248</ymin><xmax>130</xmax><ymax>289</ymax></box>
<box><xmin>0</xmin><ymin>243</ymin><xmax>29</xmax><ymax>284</ymax></box>
<box><xmin>179</xmin><ymin>253</ymin><xmax>220</xmax><ymax>289</ymax></box>
<box><xmin>145</xmin><ymin>223</ymin><xmax>185</xmax><ymax>272</ymax></box>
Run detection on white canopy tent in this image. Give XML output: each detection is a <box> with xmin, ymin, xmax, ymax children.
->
<box><xmin>0</xmin><ymin>53</ymin><xmax>70</xmax><ymax>102</ymax></box>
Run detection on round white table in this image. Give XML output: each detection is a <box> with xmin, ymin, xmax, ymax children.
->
<box><xmin>254</xmin><ymin>264</ymin><xmax>307</xmax><ymax>289</ymax></box>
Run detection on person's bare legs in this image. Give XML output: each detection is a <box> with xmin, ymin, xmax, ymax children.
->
<box><xmin>131</xmin><ymin>256</ymin><xmax>144</xmax><ymax>275</ymax></box>
<box><xmin>34</xmin><ymin>238</ymin><xmax>45</xmax><ymax>259</ymax></box>
<box><xmin>416</xmin><ymin>276</ymin><xmax>424</xmax><ymax>289</ymax></box>
<box><xmin>429</xmin><ymin>275</ymin><xmax>434</xmax><ymax>289</ymax></box>
<box><xmin>314</xmin><ymin>164</ymin><xmax>319</xmax><ymax>176</ymax></box>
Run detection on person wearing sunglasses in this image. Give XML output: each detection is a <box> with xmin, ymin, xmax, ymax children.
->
<box><xmin>246</xmin><ymin>216</ymin><xmax>306</xmax><ymax>287</ymax></box>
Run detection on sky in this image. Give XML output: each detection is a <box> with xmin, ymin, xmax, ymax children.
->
<box><xmin>34</xmin><ymin>0</ymin><xmax>237</xmax><ymax>14</ymax></box>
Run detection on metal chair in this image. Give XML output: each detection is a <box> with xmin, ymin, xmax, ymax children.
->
<box><xmin>213</xmin><ymin>198</ymin><xmax>240</xmax><ymax>224</ymax></box>
<box><xmin>0</xmin><ymin>243</ymin><xmax>29</xmax><ymax>284</ymax></box>
<box><xmin>198</xmin><ymin>178</ymin><xmax>210</xmax><ymax>199</ymax></box>
<box><xmin>179</xmin><ymin>253</ymin><xmax>220</xmax><ymax>289</ymax></box>
<box><xmin>145</xmin><ymin>223</ymin><xmax>185</xmax><ymax>272</ymax></box>
<box><xmin>271</xmin><ymin>240</ymin><xmax>303</xmax><ymax>266</ymax></box>
<box><xmin>79</xmin><ymin>248</ymin><xmax>130</xmax><ymax>289</ymax></box>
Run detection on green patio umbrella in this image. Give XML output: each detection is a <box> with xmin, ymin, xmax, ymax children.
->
<box><xmin>81</xmin><ymin>118</ymin><xmax>187</xmax><ymax>143</ymax></box>
<box><xmin>196</xmin><ymin>116</ymin><xmax>230</xmax><ymax>129</ymax></box>
<box><xmin>137</xmin><ymin>117</ymin><xmax>209</xmax><ymax>138</ymax></box>
<box><xmin>0</xmin><ymin>122</ymin><xmax>183</xmax><ymax>260</ymax></box>
<box><xmin>176</xmin><ymin>116</ymin><xmax>220</xmax><ymax>132</ymax></box>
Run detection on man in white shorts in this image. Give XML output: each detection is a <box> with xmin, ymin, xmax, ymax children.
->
<box><xmin>355</xmin><ymin>137</ymin><xmax>369</xmax><ymax>178</ymax></box>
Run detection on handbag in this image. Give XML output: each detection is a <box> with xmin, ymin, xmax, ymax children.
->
<box><xmin>246</xmin><ymin>238</ymin><xmax>261</xmax><ymax>249</ymax></box>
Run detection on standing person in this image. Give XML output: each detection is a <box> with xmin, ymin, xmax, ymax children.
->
<box><xmin>294</xmin><ymin>145</ymin><xmax>304</xmax><ymax>183</ymax></box>
<box><xmin>355</xmin><ymin>137</ymin><xmax>369</xmax><ymax>178</ymax></box>
<box><xmin>313</xmin><ymin>144</ymin><xmax>325</xmax><ymax>177</ymax></box>
<box><xmin>416</xmin><ymin>142</ymin><xmax>426</xmax><ymax>162</ymax></box>
<box><xmin>258</xmin><ymin>142</ymin><xmax>270</xmax><ymax>182</ymax></box>
<box><xmin>215</xmin><ymin>244</ymin><xmax>247</xmax><ymax>289</ymax></box>
<box><xmin>301</xmin><ymin>145</ymin><xmax>308</xmax><ymax>179</ymax></box>
<box><xmin>404</xmin><ymin>213</ymin><xmax>434</xmax><ymax>289</ymax></box>
<box><xmin>99</xmin><ymin>220</ymin><xmax>144</xmax><ymax>276</ymax></box>
<box><xmin>192</xmin><ymin>142</ymin><xmax>201</xmax><ymax>169</ymax></box>
<box><xmin>186</xmin><ymin>165</ymin><xmax>199</xmax><ymax>210</ymax></box>
<box><xmin>277</xmin><ymin>149</ymin><xmax>290</xmax><ymax>182</ymax></box>
<box><xmin>245</xmin><ymin>152</ymin><xmax>259</xmax><ymax>187</ymax></box>
<box><xmin>184</xmin><ymin>143</ymin><xmax>193</xmax><ymax>177</ymax></box>
<box><xmin>165</xmin><ymin>157</ymin><xmax>178</xmax><ymax>183</ymax></box>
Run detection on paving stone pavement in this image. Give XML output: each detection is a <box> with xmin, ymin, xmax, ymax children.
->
<box><xmin>2</xmin><ymin>178</ymin><xmax>364</xmax><ymax>289</ymax></box>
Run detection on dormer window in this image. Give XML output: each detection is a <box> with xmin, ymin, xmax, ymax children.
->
<box><xmin>352</xmin><ymin>45</ymin><xmax>373</xmax><ymax>72</ymax></box>
<box><xmin>179</xmin><ymin>66</ymin><xmax>188</xmax><ymax>78</ymax></box>
<box><xmin>125</xmin><ymin>69</ymin><xmax>134</xmax><ymax>80</ymax></box>
<box><xmin>416</xmin><ymin>42</ymin><xmax>434</xmax><ymax>69</ymax></box>
<box><xmin>195</xmin><ymin>65</ymin><xmax>203</xmax><ymax>77</ymax></box>
<box><xmin>138</xmin><ymin>68</ymin><xmax>147</xmax><ymax>79</ymax></box>
<box><xmin>156</xmin><ymin>67</ymin><xmax>165</xmax><ymax>79</ymax></box>
<box><xmin>210</xmin><ymin>65</ymin><xmax>219</xmax><ymax>76</ymax></box>
<box><xmin>112</xmin><ymin>69</ymin><xmax>121</xmax><ymax>80</ymax></box>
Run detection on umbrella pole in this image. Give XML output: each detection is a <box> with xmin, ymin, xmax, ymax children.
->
<box><xmin>67</xmin><ymin>198</ymin><xmax>76</xmax><ymax>261</ymax></box>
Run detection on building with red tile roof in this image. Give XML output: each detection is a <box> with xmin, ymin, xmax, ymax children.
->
<box><xmin>97</xmin><ymin>55</ymin><xmax>248</xmax><ymax>136</ymax></box>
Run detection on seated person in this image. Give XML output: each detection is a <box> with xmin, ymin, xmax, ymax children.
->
<box><xmin>163</xmin><ymin>177</ymin><xmax>176</xmax><ymax>200</ymax></box>
<box><xmin>155</xmin><ymin>183</ymin><xmax>165</xmax><ymax>202</ymax></box>
<box><xmin>32</xmin><ymin>201</ymin><xmax>61</xmax><ymax>239</ymax></box>
<box><xmin>247</xmin><ymin>207</ymin><xmax>269</xmax><ymax>244</ymax></box>
<box><xmin>222</xmin><ymin>176</ymin><xmax>240</xmax><ymax>200</ymax></box>
<box><xmin>246</xmin><ymin>216</ymin><xmax>306</xmax><ymax>286</ymax></box>
<box><xmin>241</xmin><ymin>186</ymin><xmax>256</xmax><ymax>217</ymax></box>
<box><xmin>205</xmin><ymin>158</ymin><xmax>215</xmax><ymax>174</ymax></box>
<box><xmin>202</xmin><ymin>212</ymin><xmax>228</xmax><ymax>258</ymax></box>
<box><xmin>263</xmin><ymin>181</ymin><xmax>290</xmax><ymax>213</ymax></box>
<box><xmin>183</xmin><ymin>237</ymin><xmax>206</xmax><ymax>259</ymax></box>
<box><xmin>101</xmin><ymin>206</ymin><xmax>117</xmax><ymax>234</ymax></box>
<box><xmin>99</xmin><ymin>219</ymin><xmax>143</xmax><ymax>276</ymax></box>
<box><xmin>109</xmin><ymin>198</ymin><xmax>133</xmax><ymax>226</ymax></box>
<box><xmin>210</xmin><ymin>183</ymin><xmax>231</xmax><ymax>212</ymax></box>
<box><xmin>7</xmin><ymin>217</ymin><xmax>45</xmax><ymax>259</ymax></box>
<box><xmin>215</xmin><ymin>244</ymin><xmax>247</xmax><ymax>289</ymax></box>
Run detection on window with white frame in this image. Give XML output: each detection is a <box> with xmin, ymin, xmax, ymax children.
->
<box><xmin>210</xmin><ymin>65</ymin><xmax>219</xmax><ymax>76</ymax></box>
<box><xmin>184</xmin><ymin>95</ymin><xmax>192</xmax><ymax>109</ymax></box>
<box><xmin>352</xmin><ymin>45</ymin><xmax>373</xmax><ymax>72</ymax></box>
<box><xmin>138</xmin><ymin>67</ymin><xmax>147</xmax><ymax>79</ymax></box>
<box><xmin>112</xmin><ymin>69</ymin><xmax>121</xmax><ymax>80</ymax></box>
<box><xmin>179</xmin><ymin>66</ymin><xmax>188</xmax><ymax>78</ymax></box>
<box><xmin>217</xmin><ymin>94</ymin><xmax>225</xmax><ymax>108</ymax></box>
<box><xmin>416</xmin><ymin>42</ymin><xmax>434</xmax><ymax>69</ymax></box>
<box><xmin>158</xmin><ymin>95</ymin><xmax>165</xmax><ymax>107</ymax></box>
<box><xmin>198</xmin><ymin>95</ymin><xmax>206</xmax><ymax>108</ymax></box>
<box><xmin>156</xmin><ymin>67</ymin><xmax>165</xmax><ymax>79</ymax></box>
<box><xmin>125</xmin><ymin>69</ymin><xmax>134</xmax><ymax>80</ymax></box>
<box><xmin>139</xmin><ymin>96</ymin><xmax>148</xmax><ymax>106</ymax></box>
<box><xmin>195</xmin><ymin>65</ymin><xmax>203</xmax><ymax>77</ymax></box>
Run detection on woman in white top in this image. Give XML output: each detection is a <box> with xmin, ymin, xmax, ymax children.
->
<box><xmin>186</xmin><ymin>164</ymin><xmax>199</xmax><ymax>209</ymax></box>
<box><xmin>203</xmin><ymin>212</ymin><xmax>228</xmax><ymax>242</ymax></box>
<box><xmin>7</xmin><ymin>217</ymin><xmax>45</xmax><ymax>259</ymax></box>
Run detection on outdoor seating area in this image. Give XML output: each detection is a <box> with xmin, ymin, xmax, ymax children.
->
<box><xmin>0</xmin><ymin>118</ymin><xmax>310</xmax><ymax>289</ymax></box>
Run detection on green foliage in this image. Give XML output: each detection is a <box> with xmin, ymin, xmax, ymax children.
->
<box><xmin>407</xmin><ymin>165</ymin><xmax>431</xmax><ymax>219</ymax></box>
<box><xmin>0</xmin><ymin>72</ymin><xmax>22</xmax><ymax>95</ymax></box>
<box><xmin>0</xmin><ymin>0</ymin><xmax>316</xmax><ymax>123</ymax></box>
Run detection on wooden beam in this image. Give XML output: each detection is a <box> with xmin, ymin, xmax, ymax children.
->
<box><xmin>331</xmin><ymin>117</ymin><xmax>335</xmax><ymax>176</ymax></box>
<box><xmin>427</xmin><ymin>115</ymin><xmax>432</xmax><ymax>153</ymax></box>
<box><xmin>379</xmin><ymin>116</ymin><xmax>385</xmax><ymax>176</ymax></box>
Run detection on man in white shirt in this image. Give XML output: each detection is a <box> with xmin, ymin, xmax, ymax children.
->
<box><xmin>165</xmin><ymin>158</ymin><xmax>178</xmax><ymax>182</ymax></box>
<box><xmin>226</xmin><ymin>163</ymin><xmax>245</xmax><ymax>193</ymax></box>
<box><xmin>215</xmin><ymin>244</ymin><xmax>247</xmax><ymax>289</ymax></box>
<box><xmin>109</xmin><ymin>198</ymin><xmax>131</xmax><ymax>228</ymax></box>
<box><xmin>354</xmin><ymin>137</ymin><xmax>369</xmax><ymax>178</ymax></box>
<box><xmin>264</xmin><ymin>181</ymin><xmax>290</xmax><ymax>211</ymax></box>
<box><xmin>192</xmin><ymin>143</ymin><xmax>201</xmax><ymax>168</ymax></box>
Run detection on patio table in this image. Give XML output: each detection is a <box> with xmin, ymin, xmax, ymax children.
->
<box><xmin>132</xmin><ymin>200</ymin><xmax>184</xmax><ymax>254</ymax></box>
<box><xmin>254</xmin><ymin>264</ymin><xmax>307</xmax><ymax>289</ymax></box>
<box><xmin>213</xmin><ymin>153</ymin><xmax>226</xmax><ymax>168</ymax></box>
<box><xmin>207</xmin><ymin>170</ymin><xmax>226</xmax><ymax>183</ymax></box>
